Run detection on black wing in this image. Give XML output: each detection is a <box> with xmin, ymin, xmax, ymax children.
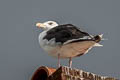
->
<box><xmin>43</xmin><ymin>24</ymin><xmax>93</xmax><ymax>44</ymax></box>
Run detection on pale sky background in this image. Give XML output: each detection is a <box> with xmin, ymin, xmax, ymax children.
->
<box><xmin>0</xmin><ymin>0</ymin><xmax>120</xmax><ymax>80</ymax></box>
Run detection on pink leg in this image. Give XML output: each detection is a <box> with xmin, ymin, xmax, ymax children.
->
<box><xmin>58</xmin><ymin>54</ymin><xmax>60</xmax><ymax>68</ymax></box>
<box><xmin>69</xmin><ymin>57</ymin><xmax>72</xmax><ymax>68</ymax></box>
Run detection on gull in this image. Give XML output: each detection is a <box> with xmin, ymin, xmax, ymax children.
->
<box><xmin>36</xmin><ymin>21</ymin><xmax>103</xmax><ymax>68</ymax></box>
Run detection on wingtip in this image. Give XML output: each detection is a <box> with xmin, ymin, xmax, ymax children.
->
<box><xmin>101</xmin><ymin>38</ymin><xmax>108</xmax><ymax>40</ymax></box>
<box><xmin>99</xmin><ymin>34</ymin><xmax>103</xmax><ymax>38</ymax></box>
<box><xmin>99</xmin><ymin>34</ymin><xmax>108</xmax><ymax>41</ymax></box>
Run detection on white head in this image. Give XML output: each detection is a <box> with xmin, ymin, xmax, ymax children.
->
<box><xmin>36</xmin><ymin>21</ymin><xmax>59</xmax><ymax>30</ymax></box>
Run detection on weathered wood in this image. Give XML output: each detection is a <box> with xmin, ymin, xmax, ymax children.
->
<box><xmin>48</xmin><ymin>66</ymin><xmax>117</xmax><ymax>80</ymax></box>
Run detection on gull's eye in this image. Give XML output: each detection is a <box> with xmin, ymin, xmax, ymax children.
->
<box><xmin>48</xmin><ymin>22</ymin><xmax>53</xmax><ymax>25</ymax></box>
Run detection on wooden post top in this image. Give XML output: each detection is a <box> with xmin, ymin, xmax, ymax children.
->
<box><xmin>31</xmin><ymin>66</ymin><xmax>117</xmax><ymax>80</ymax></box>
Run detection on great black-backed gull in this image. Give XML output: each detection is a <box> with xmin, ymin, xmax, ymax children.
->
<box><xmin>36</xmin><ymin>21</ymin><xmax>103</xmax><ymax>68</ymax></box>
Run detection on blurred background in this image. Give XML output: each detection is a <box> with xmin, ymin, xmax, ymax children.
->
<box><xmin>0</xmin><ymin>0</ymin><xmax>120</xmax><ymax>79</ymax></box>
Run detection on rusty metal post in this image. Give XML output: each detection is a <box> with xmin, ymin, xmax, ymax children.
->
<box><xmin>31</xmin><ymin>66</ymin><xmax>56</xmax><ymax>80</ymax></box>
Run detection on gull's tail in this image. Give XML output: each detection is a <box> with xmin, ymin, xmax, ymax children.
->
<box><xmin>93</xmin><ymin>34</ymin><xmax>106</xmax><ymax>47</ymax></box>
<box><xmin>94</xmin><ymin>34</ymin><xmax>103</xmax><ymax>43</ymax></box>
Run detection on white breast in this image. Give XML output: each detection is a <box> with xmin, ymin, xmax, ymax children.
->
<box><xmin>38</xmin><ymin>31</ymin><xmax>61</xmax><ymax>57</ymax></box>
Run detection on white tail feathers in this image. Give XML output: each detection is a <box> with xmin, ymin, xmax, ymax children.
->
<box><xmin>94</xmin><ymin>43</ymin><xmax>103</xmax><ymax>47</ymax></box>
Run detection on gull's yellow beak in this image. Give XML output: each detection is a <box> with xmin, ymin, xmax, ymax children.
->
<box><xmin>36</xmin><ymin>23</ymin><xmax>45</xmax><ymax>28</ymax></box>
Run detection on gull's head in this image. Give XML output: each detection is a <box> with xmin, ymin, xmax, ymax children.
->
<box><xmin>36</xmin><ymin>21</ymin><xmax>59</xmax><ymax>30</ymax></box>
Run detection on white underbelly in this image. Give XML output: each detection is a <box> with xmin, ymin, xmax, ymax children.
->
<box><xmin>41</xmin><ymin>40</ymin><xmax>95</xmax><ymax>58</ymax></box>
<box><xmin>59</xmin><ymin>41</ymin><xmax>95</xmax><ymax>58</ymax></box>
